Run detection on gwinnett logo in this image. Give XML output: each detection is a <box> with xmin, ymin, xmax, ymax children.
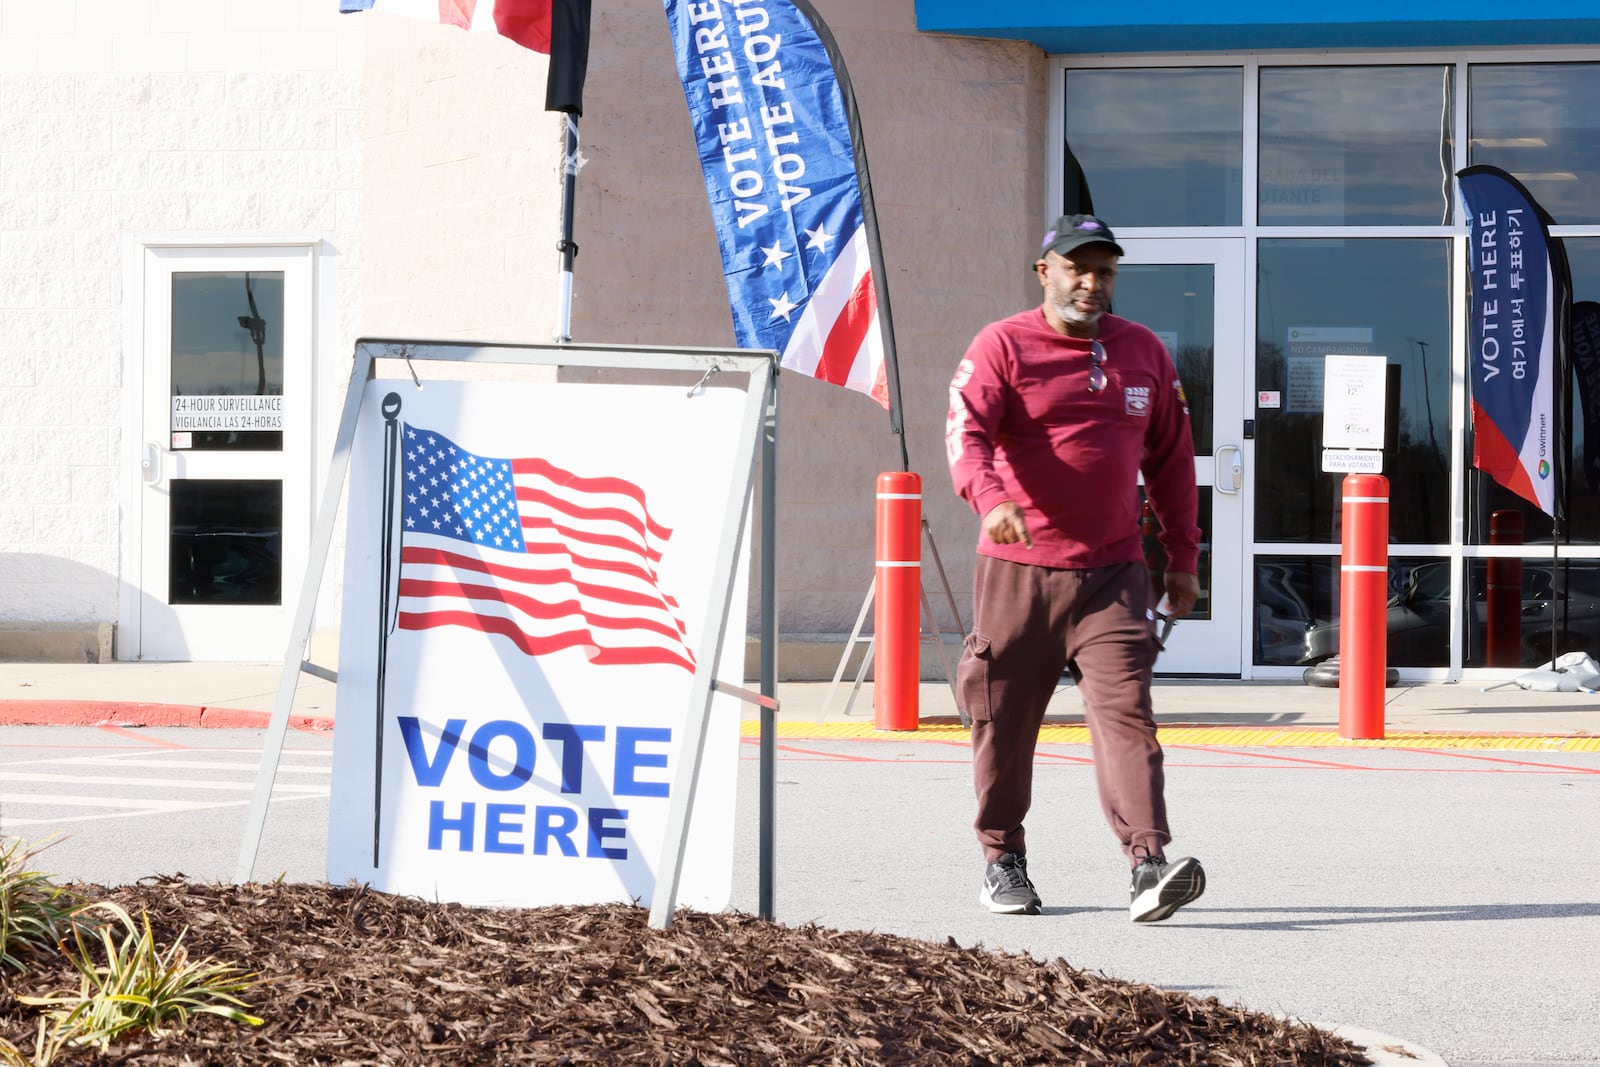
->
<box><xmin>1539</xmin><ymin>460</ymin><xmax>1551</xmax><ymax>479</ymax></box>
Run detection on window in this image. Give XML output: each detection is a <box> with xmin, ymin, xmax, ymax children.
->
<box><xmin>1255</xmin><ymin>557</ymin><xmax>1449</xmax><ymax>667</ymax></box>
<box><xmin>1259</xmin><ymin>66</ymin><xmax>1454</xmax><ymax>226</ymax></box>
<box><xmin>1063</xmin><ymin>68</ymin><xmax>1243</xmax><ymax>226</ymax></box>
<box><xmin>1255</xmin><ymin>239</ymin><xmax>1451</xmax><ymax>544</ymax></box>
<box><xmin>1470</xmin><ymin>64</ymin><xmax>1600</xmax><ymax>225</ymax></box>
<box><xmin>171</xmin><ymin>271</ymin><xmax>285</xmax><ymax>452</ymax></box>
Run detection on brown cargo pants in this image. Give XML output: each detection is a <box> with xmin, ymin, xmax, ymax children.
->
<box><xmin>958</xmin><ymin>555</ymin><xmax>1170</xmax><ymax>867</ymax></box>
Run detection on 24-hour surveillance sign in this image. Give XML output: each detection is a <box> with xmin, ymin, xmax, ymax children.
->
<box><xmin>171</xmin><ymin>394</ymin><xmax>283</xmax><ymax>431</ymax></box>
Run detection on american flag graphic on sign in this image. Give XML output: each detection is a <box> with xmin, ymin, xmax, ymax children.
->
<box><xmin>396</xmin><ymin>424</ymin><xmax>696</xmax><ymax>671</ymax></box>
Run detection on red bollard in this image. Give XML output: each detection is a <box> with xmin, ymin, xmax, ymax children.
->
<box><xmin>873</xmin><ymin>471</ymin><xmax>921</xmax><ymax>731</ymax></box>
<box><xmin>1338</xmin><ymin>474</ymin><xmax>1389</xmax><ymax>740</ymax></box>
<box><xmin>1487</xmin><ymin>510</ymin><xmax>1524</xmax><ymax>667</ymax></box>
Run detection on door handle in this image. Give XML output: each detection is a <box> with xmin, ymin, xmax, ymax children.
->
<box><xmin>142</xmin><ymin>443</ymin><xmax>162</xmax><ymax>486</ymax></box>
<box><xmin>1214</xmin><ymin>444</ymin><xmax>1242</xmax><ymax>494</ymax></box>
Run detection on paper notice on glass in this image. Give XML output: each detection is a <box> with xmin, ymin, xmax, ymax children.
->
<box><xmin>1321</xmin><ymin>355</ymin><xmax>1387</xmax><ymax>450</ymax></box>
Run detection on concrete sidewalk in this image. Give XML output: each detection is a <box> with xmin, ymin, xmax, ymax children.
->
<box><xmin>2</xmin><ymin>660</ymin><xmax>1598</xmax><ymax>741</ymax></box>
<box><xmin>0</xmin><ymin>661</ymin><xmax>340</xmax><ymax>730</ymax></box>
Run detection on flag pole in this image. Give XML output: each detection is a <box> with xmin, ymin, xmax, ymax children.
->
<box><xmin>556</xmin><ymin>114</ymin><xmax>580</xmax><ymax>344</ymax></box>
<box><xmin>375</xmin><ymin>392</ymin><xmax>402</xmax><ymax>867</ymax></box>
<box><xmin>791</xmin><ymin>0</ymin><xmax>909</xmax><ymax>473</ymax></box>
<box><xmin>859</xmin><ymin>172</ymin><xmax>910</xmax><ymax>475</ymax></box>
<box><xmin>1548</xmin><ymin>213</ymin><xmax>1573</xmax><ymax>662</ymax></box>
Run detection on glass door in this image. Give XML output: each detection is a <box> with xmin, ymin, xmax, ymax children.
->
<box><xmin>1113</xmin><ymin>238</ymin><xmax>1246</xmax><ymax>675</ymax></box>
<box><xmin>134</xmin><ymin>245</ymin><xmax>313</xmax><ymax>660</ymax></box>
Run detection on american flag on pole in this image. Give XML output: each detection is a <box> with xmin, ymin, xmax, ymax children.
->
<box><xmin>663</xmin><ymin>0</ymin><xmax>903</xmax><ymax>421</ymax></box>
<box><xmin>340</xmin><ymin>0</ymin><xmax>592</xmax><ymax>113</ymax></box>
<box><xmin>396</xmin><ymin>424</ymin><xmax>696</xmax><ymax>671</ymax></box>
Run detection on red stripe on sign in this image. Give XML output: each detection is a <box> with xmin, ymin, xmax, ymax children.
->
<box><xmin>397</xmin><ymin>573</ymin><xmax>687</xmax><ymax>644</ymax></box>
<box><xmin>403</xmin><ymin>548</ymin><xmax>676</xmax><ymax>614</ymax></box>
<box><xmin>512</xmin><ymin>457</ymin><xmax>673</xmax><ymax>541</ymax></box>
<box><xmin>814</xmin><ymin>269</ymin><xmax>876</xmax><ymax>387</ymax></box>
<box><xmin>399</xmin><ymin>610</ymin><xmax>695</xmax><ymax>670</ymax></box>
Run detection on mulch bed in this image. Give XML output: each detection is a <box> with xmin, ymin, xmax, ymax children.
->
<box><xmin>1</xmin><ymin>879</ymin><xmax>1372</xmax><ymax>1065</ymax></box>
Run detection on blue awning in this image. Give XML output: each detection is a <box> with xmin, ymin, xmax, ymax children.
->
<box><xmin>914</xmin><ymin>0</ymin><xmax>1600</xmax><ymax>52</ymax></box>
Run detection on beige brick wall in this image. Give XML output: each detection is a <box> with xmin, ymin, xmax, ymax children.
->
<box><xmin>0</xmin><ymin>0</ymin><xmax>362</xmax><ymax>630</ymax></box>
<box><xmin>355</xmin><ymin>16</ymin><xmax>566</xmax><ymax>343</ymax></box>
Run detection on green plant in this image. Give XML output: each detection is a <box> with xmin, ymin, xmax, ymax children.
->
<box><xmin>18</xmin><ymin>902</ymin><xmax>263</xmax><ymax>1052</ymax></box>
<box><xmin>0</xmin><ymin>1035</ymin><xmax>30</xmax><ymax>1067</ymax></box>
<box><xmin>0</xmin><ymin>836</ymin><xmax>82</xmax><ymax>974</ymax></box>
<box><xmin>0</xmin><ymin>1017</ymin><xmax>71</xmax><ymax>1067</ymax></box>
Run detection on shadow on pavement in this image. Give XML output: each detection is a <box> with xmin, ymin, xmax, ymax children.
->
<box><xmin>1167</xmin><ymin>901</ymin><xmax>1600</xmax><ymax>931</ymax></box>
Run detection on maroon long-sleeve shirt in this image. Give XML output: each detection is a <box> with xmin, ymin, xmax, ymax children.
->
<box><xmin>945</xmin><ymin>308</ymin><xmax>1201</xmax><ymax>574</ymax></box>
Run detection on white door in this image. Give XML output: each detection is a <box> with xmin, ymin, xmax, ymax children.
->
<box><xmin>1114</xmin><ymin>239</ymin><xmax>1246</xmax><ymax>675</ymax></box>
<box><xmin>132</xmin><ymin>245</ymin><xmax>313</xmax><ymax>660</ymax></box>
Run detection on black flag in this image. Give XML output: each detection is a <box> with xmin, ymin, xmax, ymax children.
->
<box><xmin>1571</xmin><ymin>301</ymin><xmax>1600</xmax><ymax>492</ymax></box>
<box><xmin>545</xmin><ymin>0</ymin><xmax>591</xmax><ymax>114</ymax></box>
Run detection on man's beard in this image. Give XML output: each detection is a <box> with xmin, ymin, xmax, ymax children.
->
<box><xmin>1051</xmin><ymin>292</ymin><xmax>1104</xmax><ymax>327</ymax></box>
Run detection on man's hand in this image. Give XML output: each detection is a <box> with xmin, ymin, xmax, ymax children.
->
<box><xmin>1162</xmin><ymin>572</ymin><xmax>1200</xmax><ymax>619</ymax></box>
<box><xmin>981</xmin><ymin>502</ymin><xmax>1032</xmax><ymax>547</ymax></box>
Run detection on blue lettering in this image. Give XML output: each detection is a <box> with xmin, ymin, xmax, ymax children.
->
<box><xmin>542</xmin><ymin>723</ymin><xmax>605</xmax><ymax>793</ymax></box>
<box><xmin>534</xmin><ymin>805</ymin><xmax>581</xmax><ymax>856</ymax></box>
<box><xmin>587</xmin><ymin>807</ymin><xmax>629</xmax><ymax>859</ymax></box>
<box><xmin>466</xmin><ymin>720</ymin><xmax>536</xmax><ymax>792</ymax></box>
<box><xmin>399</xmin><ymin>717</ymin><xmax>467</xmax><ymax>787</ymax></box>
<box><xmin>427</xmin><ymin>800</ymin><xmax>475</xmax><ymax>851</ymax></box>
<box><xmin>484</xmin><ymin>803</ymin><xmax>524</xmax><ymax>854</ymax></box>
<box><xmin>615</xmin><ymin>727</ymin><xmax>671</xmax><ymax>797</ymax></box>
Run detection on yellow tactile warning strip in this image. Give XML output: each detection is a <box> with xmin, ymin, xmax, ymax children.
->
<box><xmin>738</xmin><ymin>719</ymin><xmax>1600</xmax><ymax>752</ymax></box>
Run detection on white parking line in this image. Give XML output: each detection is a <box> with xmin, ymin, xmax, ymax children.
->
<box><xmin>12</xmin><ymin>756</ymin><xmax>330</xmax><ymax>774</ymax></box>
<box><xmin>2</xmin><ymin>771</ymin><xmax>327</xmax><ymax>792</ymax></box>
<box><xmin>0</xmin><ymin>790</ymin><xmax>327</xmax><ymax>827</ymax></box>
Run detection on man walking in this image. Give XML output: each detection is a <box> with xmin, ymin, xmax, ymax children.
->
<box><xmin>945</xmin><ymin>214</ymin><xmax>1206</xmax><ymax>922</ymax></box>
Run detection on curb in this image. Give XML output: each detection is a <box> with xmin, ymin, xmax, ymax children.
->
<box><xmin>0</xmin><ymin>700</ymin><xmax>333</xmax><ymax>732</ymax></box>
<box><xmin>1326</xmin><ymin>1024</ymin><xmax>1449</xmax><ymax>1065</ymax></box>
<box><xmin>736</xmin><ymin>717</ymin><xmax>1600</xmax><ymax>752</ymax></box>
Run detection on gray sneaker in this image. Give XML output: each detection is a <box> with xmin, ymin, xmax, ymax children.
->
<box><xmin>1129</xmin><ymin>855</ymin><xmax>1205</xmax><ymax>923</ymax></box>
<box><xmin>979</xmin><ymin>852</ymin><xmax>1042</xmax><ymax>914</ymax></box>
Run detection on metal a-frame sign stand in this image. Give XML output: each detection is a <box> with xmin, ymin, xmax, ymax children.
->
<box><xmin>824</xmin><ymin>523</ymin><xmax>968</xmax><ymax>724</ymax></box>
<box><xmin>234</xmin><ymin>339</ymin><xmax>782</xmax><ymax>931</ymax></box>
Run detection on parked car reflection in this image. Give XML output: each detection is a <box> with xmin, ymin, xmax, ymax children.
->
<box><xmin>1299</xmin><ymin>561</ymin><xmax>1600</xmax><ymax>667</ymax></box>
